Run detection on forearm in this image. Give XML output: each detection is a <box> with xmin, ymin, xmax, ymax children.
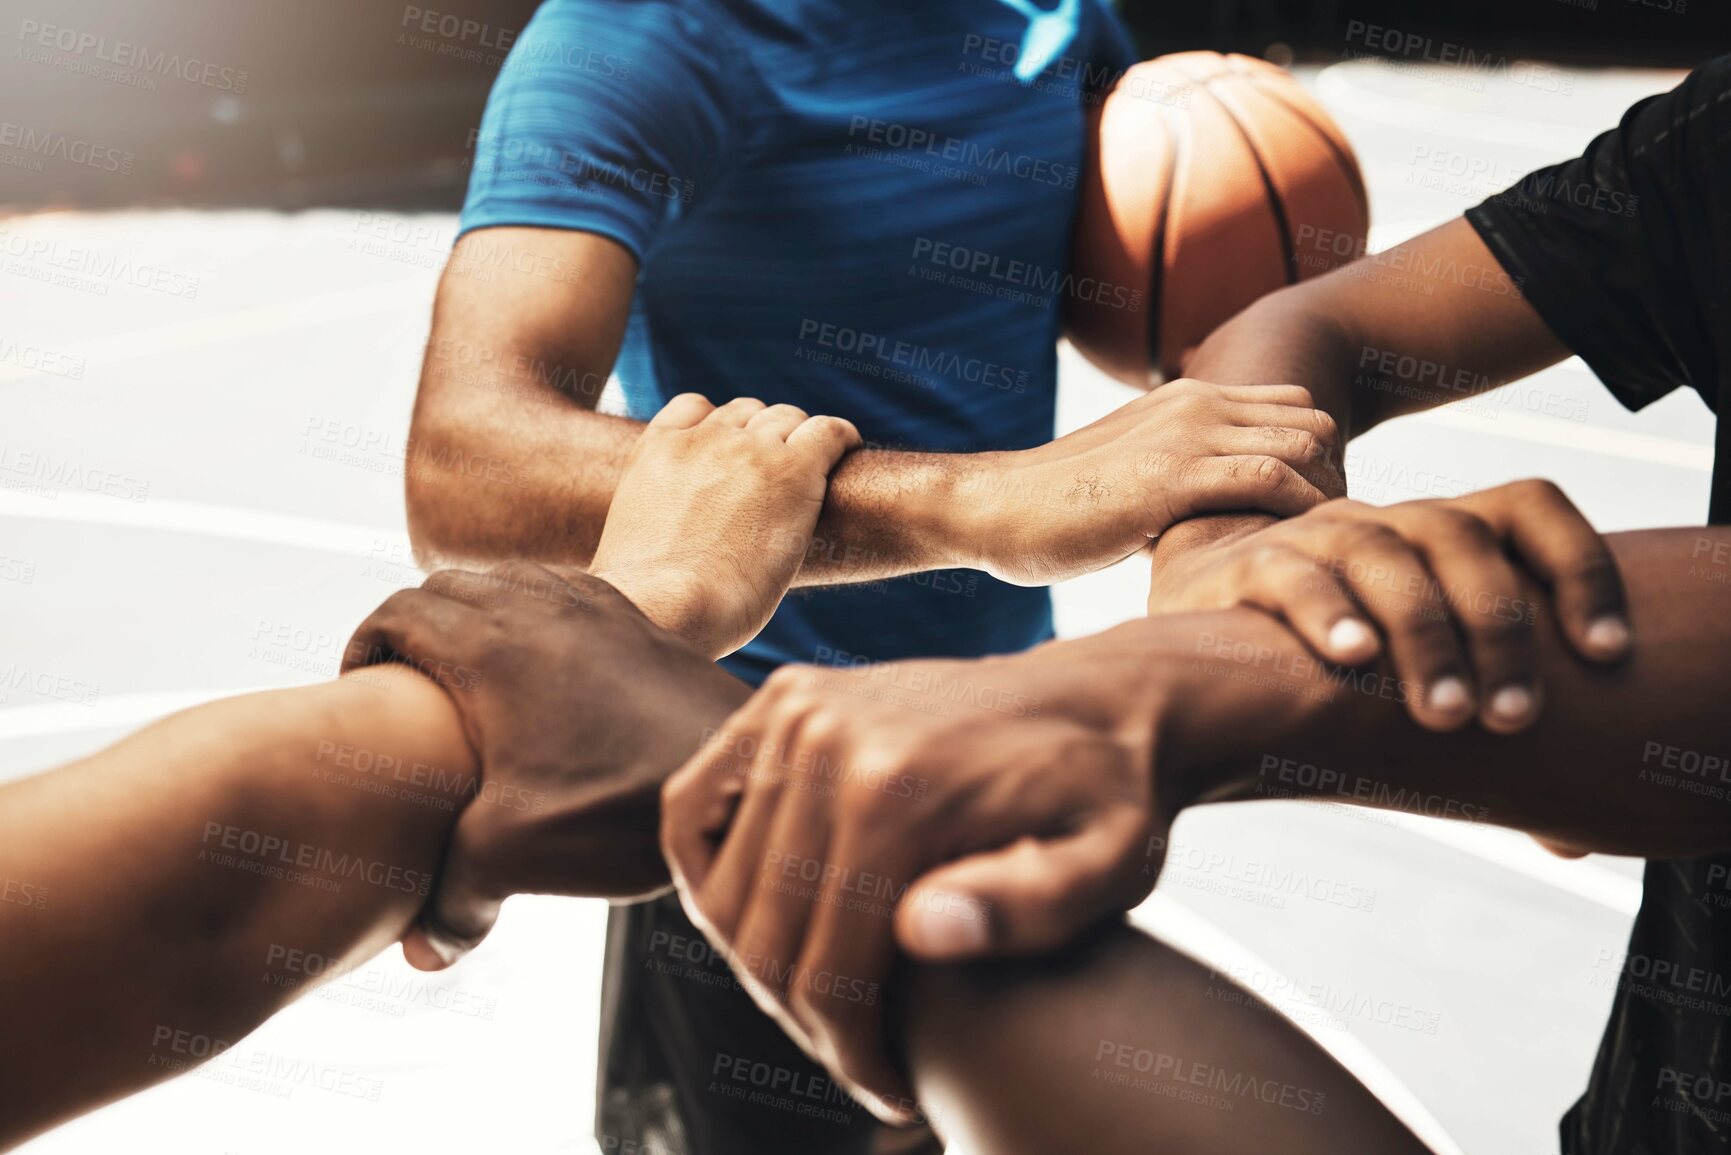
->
<box><xmin>1151</xmin><ymin>528</ymin><xmax>1731</xmax><ymax>855</ymax></box>
<box><xmin>1184</xmin><ymin>291</ymin><xmax>1363</xmax><ymax>438</ymax></box>
<box><xmin>901</xmin><ymin>924</ymin><xmax>1430</xmax><ymax>1154</ymax></box>
<box><xmin>405</xmin><ymin>389</ymin><xmax>637</xmax><ymax>570</ymax></box>
<box><xmin>0</xmin><ymin>666</ymin><xmax>475</xmax><ymax>1147</ymax></box>
<box><xmin>1155</xmin><ymin>219</ymin><xmax>1574</xmax><ymax>557</ymax></box>
<box><xmin>1148</xmin><ymin>295</ymin><xmax>1360</xmax><ymax>555</ymax></box>
<box><xmin>411</xmin><ymin>395</ymin><xmax>982</xmax><ymax>584</ymax></box>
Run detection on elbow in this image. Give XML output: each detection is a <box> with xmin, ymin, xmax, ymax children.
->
<box><xmin>403</xmin><ymin>416</ymin><xmax>462</xmax><ymax>572</ymax></box>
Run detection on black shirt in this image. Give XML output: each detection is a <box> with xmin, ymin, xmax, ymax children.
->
<box><xmin>1467</xmin><ymin>56</ymin><xmax>1731</xmax><ymax>1154</ymax></box>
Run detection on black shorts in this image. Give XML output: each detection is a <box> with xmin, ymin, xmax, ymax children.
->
<box><xmin>1563</xmin><ymin>855</ymin><xmax>1731</xmax><ymax>1154</ymax></box>
<box><xmin>595</xmin><ymin>891</ymin><xmax>881</xmax><ymax>1155</ymax></box>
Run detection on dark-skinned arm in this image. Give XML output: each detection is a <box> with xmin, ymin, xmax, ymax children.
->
<box><xmin>1148</xmin><ymin>219</ymin><xmax>1622</xmax><ymax>726</ymax></box>
<box><xmin>661</xmin><ymin>525</ymin><xmax>1731</xmax><ymax>1112</ymax></box>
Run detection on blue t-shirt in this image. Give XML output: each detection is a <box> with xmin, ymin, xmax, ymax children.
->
<box><xmin>460</xmin><ymin>0</ymin><xmax>1138</xmax><ymax>685</ymax></box>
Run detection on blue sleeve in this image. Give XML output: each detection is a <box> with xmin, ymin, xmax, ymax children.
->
<box><xmin>459</xmin><ymin>0</ymin><xmax>740</xmax><ymax>261</ymax></box>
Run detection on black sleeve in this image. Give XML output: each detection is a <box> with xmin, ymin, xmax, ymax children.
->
<box><xmin>1465</xmin><ymin>56</ymin><xmax>1730</xmax><ymax>414</ymax></box>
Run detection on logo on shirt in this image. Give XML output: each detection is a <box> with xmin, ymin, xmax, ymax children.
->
<box><xmin>989</xmin><ymin>0</ymin><xmax>1081</xmax><ymax>82</ymax></box>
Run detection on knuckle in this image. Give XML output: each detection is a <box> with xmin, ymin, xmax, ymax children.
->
<box><xmin>1335</xmin><ymin>519</ymin><xmax>1402</xmax><ymax>555</ymax></box>
<box><xmin>1286</xmin><ymin>430</ymin><xmax>1322</xmax><ymax>461</ymax></box>
<box><xmin>1247</xmin><ymin>455</ymin><xmax>1290</xmax><ymax>491</ymax></box>
<box><xmin>1560</xmin><ymin>549</ymin><xmax>1621</xmax><ymax>589</ymax></box>
<box><xmin>1310</xmin><ymin>409</ymin><xmax>1340</xmax><ymax>445</ymax></box>
<box><xmin>1510</xmin><ymin>477</ymin><xmax>1566</xmax><ymax>504</ymax></box>
<box><xmin>786</xmin><ymin>982</ymin><xmax>831</xmax><ymax>1037</ymax></box>
<box><xmin>1438</xmin><ymin>508</ymin><xmax>1498</xmax><ymax>547</ymax></box>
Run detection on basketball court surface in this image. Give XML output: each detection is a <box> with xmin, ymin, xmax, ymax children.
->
<box><xmin>2</xmin><ymin>59</ymin><xmax>1712</xmax><ymax>1155</ymax></box>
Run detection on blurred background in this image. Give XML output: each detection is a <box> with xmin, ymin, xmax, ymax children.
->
<box><xmin>3</xmin><ymin>3</ymin><xmax>1729</xmax><ymax>1155</ymax></box>
<box><xmin>3</xmin><ymin>0</ymin><xmax>1727</xmax><ymax>213</ymax></box>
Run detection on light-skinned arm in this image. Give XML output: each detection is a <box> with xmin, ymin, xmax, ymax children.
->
<box><xmin>407</xmin><ymin>227</ymin><xmax>1342</xmax><ymax>592</ymax></box>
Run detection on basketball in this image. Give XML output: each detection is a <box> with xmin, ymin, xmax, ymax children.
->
<box><xmin>1066</xmin><ymin>51</ymin><xmax>1370</xmax><ymax>384</ymax></box>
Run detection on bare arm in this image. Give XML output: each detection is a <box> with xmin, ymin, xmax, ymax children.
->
<box><xmin>1158</xmin><ymin>217</ymin><xmax>1571</xmax><ymax>550</ymax></box>
<box><xmin>902</xmin><ymin>925</ymin><xmax>1432</xmax><ymax>1154</ymax></box>
<box><xmin>660</xmin><ymin>527</ymin><xmax>1731</xmax><ymax>1109</ymax></box>
<box><xmin>1162</xmin><ymin>525</ymin><xmax>1731</xmax><ymax>856</ymax></box>
<box><xmin>1147</xmin><ymin>223</ymin><xmax>1626</xmax><ymax>723</ymax></box>
<box><xmin>1185</xmin><ymin>216</ymin><xmax>1569</xmax><ymax>438</ymax></box>
<box><xmin>409</xmin><ymin>228</ymin><xmax>1345</xmax><ymax>587</ymax></box>
<box><xmin>0</xmin><ymin>667</ymin><xmax>474</xmax><ymax>1149</ymax></box>
<box><xmin>409</xmin><ymin>227</ymin><xmax>977</xmax><ymax>581</ymax></box>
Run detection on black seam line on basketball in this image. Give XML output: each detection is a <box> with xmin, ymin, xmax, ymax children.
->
<box><xmin>1241</xmin><ymin>75</ymin><xmax>1370</xmax><ymax>223</ymax></box>
<box><xmin>1146</xmin><ymin>110</ymin><xmax>1179</xmax><ymax>370</ymax></box>
<box><xmin>1206</xmin><ymin>77</ymin><xmax>1299</xmax><ymax>287</ymax></box>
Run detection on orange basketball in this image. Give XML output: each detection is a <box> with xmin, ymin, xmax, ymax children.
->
<box><xmin>1066</xmin><ymin>51</ymin><xmax>1370</xmax><ymax>384</ymax></box>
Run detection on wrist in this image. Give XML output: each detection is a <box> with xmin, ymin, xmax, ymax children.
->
<box><xmin>915</xmin><ymin>453</ymin><xmax>1003</xmax><ymax>572</ymax></box>
<box><xmin>1152</xmin><ymin>513</ymin><xmax>1273</xmax><ymax>562</ymax></box>
<box><xmin>589</xmin><ymin>568</ymin><xmax>714</xmax><ymax>654</ymax></box>
<box><xmin>949</xmin><ymin>451</ymin><xmax>1023</xmax><ymax>572</ymax></box>
<box><xmin>1109</xmin><ymin>609</ymin><xmax>1357</xmax><ymax>815</ymax></box>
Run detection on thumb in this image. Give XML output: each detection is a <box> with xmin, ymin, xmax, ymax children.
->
<box><xmin>401</xmin><ymin>822</ymin><xmax>505</xmax><ymax>972</ymax></box>
<box><xmin>893</xmin><ymin>804</ymin><xmax>1154</xmax><ymax>962</ymax></box>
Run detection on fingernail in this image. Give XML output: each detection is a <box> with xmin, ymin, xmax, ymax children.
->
<box><xmin>1326</xmin><ymin>618</ymin><xmax>1377</xmax><ymax>659</ymax></box>
<box><xmin>1585</xmin><ymin>616</ymin><xmax>1630</xmax><ymax>656</ymax></box>
<box><xmin>1490</xmin><ymin>684</ymin><xmax>1536</xmax><ymax>724</ymax></box>
<box><xmin>907</xmin><ymin>898</ymin><xmax>991</xmax><ymax>958</ymax></box>
<box><xmin>1427</xmin><ymin>677</ymin><xmax>1473</xmax><ymax>716</ymax></box>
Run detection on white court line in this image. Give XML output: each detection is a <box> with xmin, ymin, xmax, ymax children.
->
<box><xmin>0</xmin><ymin>490</ymin><xmax>409</xmax><ymax>558</ymax></box>
<box><xmin>1398</xmin><ymin>818</ymin><xmax>1643</xmax><ymax>916</ymax></box>
<box><xmin>1399</xmin><ymin>405</ymin><xmax>1713</xmax><ymax>472</ymax></box>
<box><xmin>1133</xmin><ymin>892</ymin><xmax>1467</xmax><ymax>1155</ymax></box>
<box><xmin>1316</xmin><ymin>64</ymin><xmax>1678</xmax><ymax>154</ymax></box>
<box><xmin>0</xmin><ymin>277</ymin><xmax>428</xmax><ymax>384</ymax></box>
